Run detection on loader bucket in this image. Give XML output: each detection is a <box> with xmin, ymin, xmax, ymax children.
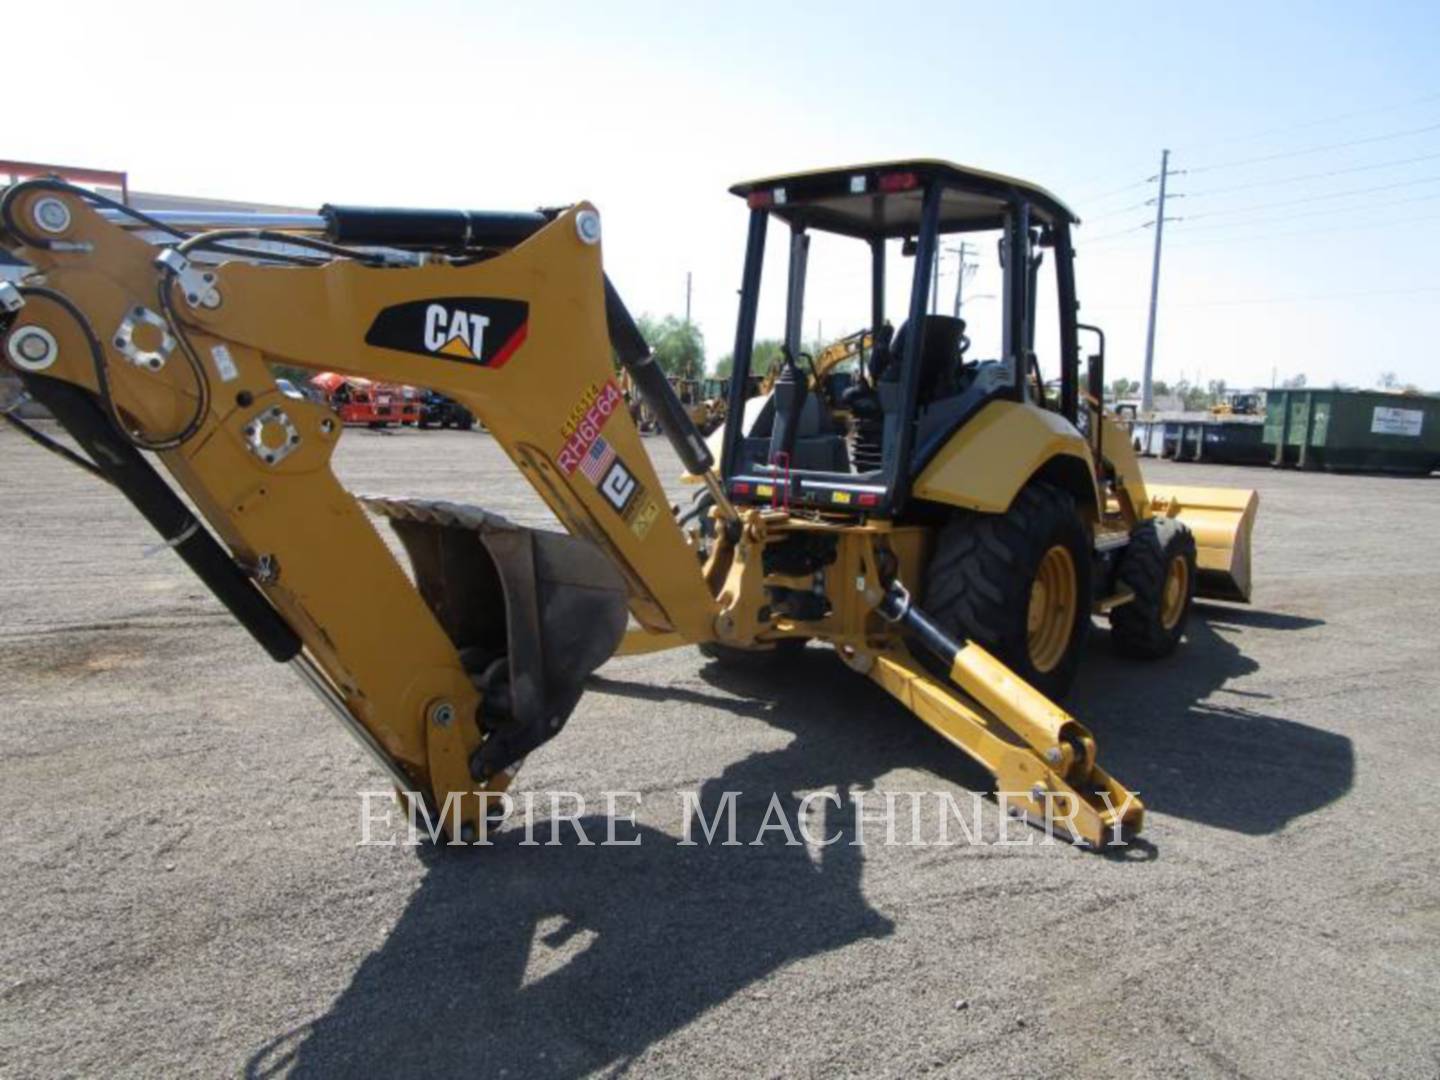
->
<box><xmin>361</xmin><ymin>497</ymin><xmax>629</xmax><ymax>776</ymax></box>
<box><xmin>1147</xmin><ymin>484</ymin><xmax>1259</xmax><ymax>603</ymax></box>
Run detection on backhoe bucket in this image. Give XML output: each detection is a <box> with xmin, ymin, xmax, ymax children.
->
<box><xmin>1148</xmin><ymin>484</ymin><xmax>1259</xmax><ymax>602</ymax></box>
<box><xmin>361</xmin><ymin>497</ymin><xmax>629</xmax><ymax>776</ymax></box>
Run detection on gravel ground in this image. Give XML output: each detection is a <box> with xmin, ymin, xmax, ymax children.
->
<box><xmin>1</xmin><ymin>422</ymin><xmax>1437</xmax><ymax>1079</ymax></box>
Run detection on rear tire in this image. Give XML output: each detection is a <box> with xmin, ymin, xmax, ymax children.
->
<box><xmin>922</xmin><ymin>482</ymin><xmax>1092</xmax><ymax>701</ymax></box>
<box><xmin>1109</xmin><ymin>517</ymin><xmax>1197</xmax><ymax>659</ymax></box>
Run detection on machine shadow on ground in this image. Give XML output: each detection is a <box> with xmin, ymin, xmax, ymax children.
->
<box><xmin>247</xmin><ymin>650</ymin><xmax>909</xmax><ymax>1078</ymax></box>
<box><xmin>246</xmin><ymin>608</ymin><xmax>1351</xmax><ymax>1077</ymax></box>
<box><xmin>1073</xmin><ymin>604</ymin><xmax>1353</xmax><ymax>836</ymax></box>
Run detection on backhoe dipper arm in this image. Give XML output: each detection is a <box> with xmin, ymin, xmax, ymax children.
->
<box><xmin>0</xmin><ymin>182</ymin><xmax>721</xmax><ymax>837</ymax></box>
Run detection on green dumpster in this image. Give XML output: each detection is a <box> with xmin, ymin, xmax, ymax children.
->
<box><xmin>1264</xmin><ymin>389</ymin><xmax>1440</xmax><ymax>475</ymax></box>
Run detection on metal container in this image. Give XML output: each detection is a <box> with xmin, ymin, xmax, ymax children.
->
<box><xmin>1128</xmin><ymin>418</ymin><xmax>1166</xmax><ymax>457</ymax></box>
<box><xmin>1264</xmin><ymin>389</ymin><xmax>1440</xmax><ymax>475</ymax></box>
<box><xmin>1163</xmin><ymin>417</ymin><xmax>1269</xmax><ymax>465</ymax></box>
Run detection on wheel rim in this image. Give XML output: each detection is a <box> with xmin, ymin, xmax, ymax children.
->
<box><xmin>1161</xmin><ymin>554</ymin><xmax>1189</xmax><ymax>630</ymax></box>
<box><xmin>1027</xmin><ymin>544</ymin><xmax>1077</xmax><ymax>673</ymax></box>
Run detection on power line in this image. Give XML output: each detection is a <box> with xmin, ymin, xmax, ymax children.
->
<box><xmin>1086</xmin><ymin>284</ymin><xmax>1440</xmax><ymax>311</ymax></box>
<box><xmin>1185</xmin><ymin>119</ymin><xmax>1440</xmax><ymax>175</ymax></box>
<box><xmin>1082</xmin><ymin>221</ymin><xmax>1153</xmax><ymax>244</ymax></box>
<box><xmin>1181</xmin><ymin>90</ymin><xmax>1440</xmax><ymax>153</ymax></box>
<box><xmin>1083</xmin><ymin>199</ymin><xmax>1153</xmax><ymax>222</ymax></box>
<box><xmin>1072</xmin><ymin>92</ymin><xmax>1440</xmax><ymax>207</ymax></box>
<box><xmin>1086</xmin><ymin>187</ymin><xmax>1440</xmax><ymax>247</ymax></box>
<box><xmin>1167</xmin><ymin>210</ymin><xmax>1440</xmax><ymax>250</ymax></box>
<box><xmin>1080</xmin><ymin>210</ymin><xmax>1440</xmax><ymax>256</ymax></box>
<box><xmin>1183</xmin><ymin>172</ymin><xmax>1440</xmax><ymax>222</ymax></box>
<box><xmin>1178</xmin><ymin>188</ymin><xmax>1440</xmax><ymax>231</ymax></box>
<box><xmin>1185</xmin><ymin>149</ymin><xmax>1440</xmax><ymax>198</ymax></box>
<box><xmin>1073</xmin><ymin>176</ymin><xmax>1152</xmax><ymax>203</ymax></box>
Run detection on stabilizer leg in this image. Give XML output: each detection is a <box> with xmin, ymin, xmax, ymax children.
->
<box><xmin>866</xmin><ymin>583</ymin><xmax>1143</xmax><ymax>848</ymax></box>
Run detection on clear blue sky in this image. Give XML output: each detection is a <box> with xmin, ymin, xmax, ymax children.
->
<box><xmin>9</xmin><ymin>0</ymin><xmax>1439</xmax><ymax>388</ymax></box>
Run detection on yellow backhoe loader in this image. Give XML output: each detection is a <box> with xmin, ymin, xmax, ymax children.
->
<box><xmin>0</xmin><ymin>161</ymin><xmax>1257</xmax><ymax>848</ymax></box>
<box><xmin>669</xmin><ymin>375</ymin><xmax>723</xmax><ymax>434</ymax></box>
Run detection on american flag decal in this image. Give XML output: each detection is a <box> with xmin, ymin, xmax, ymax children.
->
<box><xmin>580</xmin><ymin>436</ymin><xmax>616</xmax><ymax>483</ymax></box>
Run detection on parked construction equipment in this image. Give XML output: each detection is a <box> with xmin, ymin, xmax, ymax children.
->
<box><xmin>309</xmin><ymin>372</ymin><xmax>418</xmax><ymax>428</ymax></box>
<box><xmin>0</xmin><ymin>161</ymin><xmax>1259</xmax><ymax>847</ymax></box>
<box><xmin>670</xmin><ymin>375</ymin><xmax>723</xmax><ymax>434</ymax></box>
<box><xmin>417</xmin><ymin>390</ymin><xmax>476</xmax><ymax>430</ymax></box>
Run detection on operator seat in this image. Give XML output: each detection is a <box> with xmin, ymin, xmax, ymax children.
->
<box><xmin>883</xmin><ymin>316</ymin><xmax>967</xmax><ymax>401</ymax></box>
<box><xmin>846</xmin><ymin>316</ymin><xmax>968</xmax><ymax>472</ymax></box>
<box><xmin>736</xmin><ymin>371</ymin><xmax>851</xmax><ymax>474</ymax></box>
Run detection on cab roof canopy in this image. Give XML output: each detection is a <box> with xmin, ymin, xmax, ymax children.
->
<box><xmin>729</xmin><ymin>159</ymin><xmax>1078</xmax><ymax>240</ymax></box>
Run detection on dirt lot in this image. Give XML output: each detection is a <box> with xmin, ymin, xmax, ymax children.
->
<box><xmin>1</xmin><ymin>423</ymin><xmax>1437</xmax><ymax>1078</ymax></box>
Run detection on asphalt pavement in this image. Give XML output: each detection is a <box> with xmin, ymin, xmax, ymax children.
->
<box><xmin>1</xmin><ymin>424</ymin><xmax>1436</xmax><ymax>1078</ymax></box>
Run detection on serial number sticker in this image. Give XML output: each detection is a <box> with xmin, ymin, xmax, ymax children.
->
<box><xmin>558</xmin><ymin>378</ymin><xmax>662</xmax><ymax>538</ymax></box>
<box><xmin>557</xmin><ymin>378</ymin><xmax>624</xmax><ymax>474</ymax></box>
<box><xmin>210</xmin><ymin>344</ymin><xmax>239</xmax><ymax>383</ymax></box>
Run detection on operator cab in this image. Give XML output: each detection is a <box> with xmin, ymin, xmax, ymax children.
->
<box><xmin>719</xmin><ymin>160</ymin><xmax>1088</xmax><ymax>517</ymax></box>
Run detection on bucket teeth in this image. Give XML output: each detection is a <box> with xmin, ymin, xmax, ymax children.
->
<box><xmin>359</xmin><ymin>494</ymin><xmax>519</xmax><ymax>533</ymax></box>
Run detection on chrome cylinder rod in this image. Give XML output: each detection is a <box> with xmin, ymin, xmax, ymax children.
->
<box><xmin>289</xmin><ymin>653</ymin><xmax>418</xmax><ymax>793</ymax></box>
<box><xmin>99</xmin><ymin>209</ymin><xmax>329</xmax><ymax>232</ymax></box>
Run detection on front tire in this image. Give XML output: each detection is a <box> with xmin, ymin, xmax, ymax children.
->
<box><xmin>1109</xmin><ymin>517</ymin><xmax>1197</xmax><ymax>658</ymax></box>
<box><xmin>922</xmin><ymin>482</ymin><xmax>1093</xmax><ymax>701</ymax></box>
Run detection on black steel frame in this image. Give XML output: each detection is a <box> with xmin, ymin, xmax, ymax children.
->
<box><xmin>719</xmin><ymin>178</ymin><xmax>1083</xmax><ymax>518</ymax></box>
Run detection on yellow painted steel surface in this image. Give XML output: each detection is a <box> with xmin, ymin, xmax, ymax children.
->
<box><xmin>912</xmin><ymin>399</ymin><xmax>1100</xmax><ymax>514</ymax></box>
<box><xmin>1101</xmin><ymin>414</ymin><xmax>1257</xmax><ymax>602</ymax></box>
<box><xmin>866</xmin><ymin>647</ymin><xmax>1143</xmax><ymax>846</ymax></box>
<box><xmin>1150</xmin><ymin>484</ymin><xmax>1259</xmax><ymax>603</ymax></box>
<box><xmin>1</xmin><ymin>190</ymin><xmax>720</xmax><ymax>839</ymax></box>
<box><xmin>1027</xmin><ymin>544</ymin><xmax>1078</xmax><ymax>673</ymax></box>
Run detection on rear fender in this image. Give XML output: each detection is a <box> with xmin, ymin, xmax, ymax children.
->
<box><xmin>911</xmin><ymin>400</ymin><xmax>1100</xmax><ymax>517</ymax></box>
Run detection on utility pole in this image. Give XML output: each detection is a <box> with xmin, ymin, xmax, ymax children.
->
<box><xmin>1142</xmin><ymin>149</ymin><xmax>1182</xmax><ymax>413</ymax></box>
<box><xmin>950</xmin><ymin>241</ymin><xmax>976</xmax><ymax>317</ymax></box>
<box><xmin>685</xmin><ymin>271</ymin><xmax>692</xmax><ymax>324</ymax></box>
